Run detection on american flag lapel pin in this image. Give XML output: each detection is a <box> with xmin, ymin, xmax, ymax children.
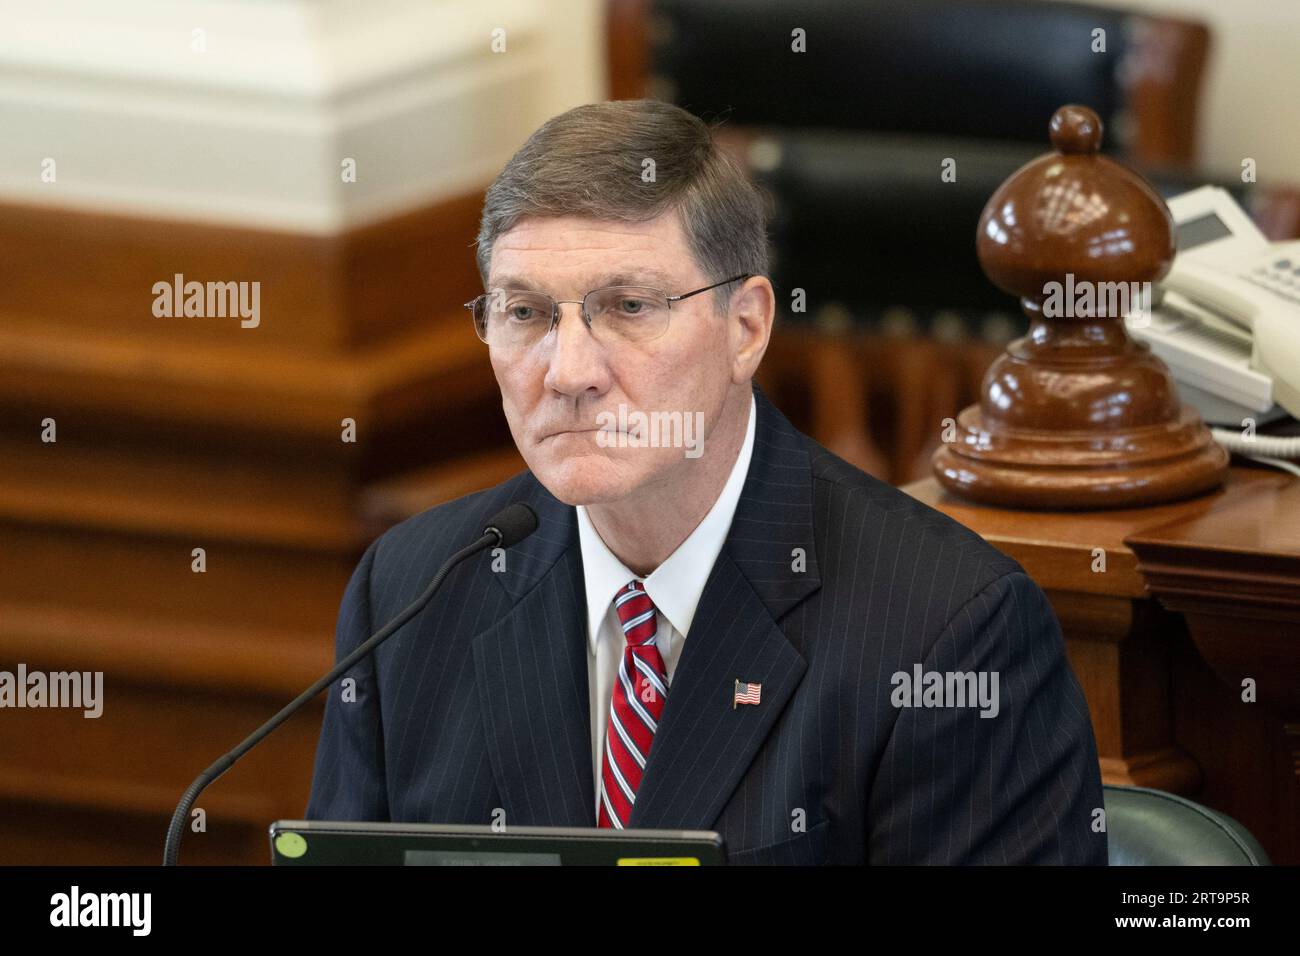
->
<box><xmin>733</xmin><ymin>679</ymin><xmax>762</xmax><ymax>709</ymax></box>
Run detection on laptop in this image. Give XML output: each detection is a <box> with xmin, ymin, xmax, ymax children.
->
<box><xmin>269</xmin><ymin>820</ymin><xmax>726</xmax><ymax>866</ymax></box>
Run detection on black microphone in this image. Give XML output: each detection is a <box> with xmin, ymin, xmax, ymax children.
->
<box><xmin>483</xmin><ymin>502</ymin><xmax>539</xmax><ymax>548</ymax></box>
<box><xmin>162</xmin><ymin>502</ymin><xmax>539</xmax><ymax>865</ymax></box>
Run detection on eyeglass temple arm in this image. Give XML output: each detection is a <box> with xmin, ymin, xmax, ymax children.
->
<box><xmin>466</xmin><ymin>273</ymin><xmax>753</xmax><ymax>310</ymax></box>
<box><xmin>666</xmin><ymin>273</ymin><xmax>753</xmax><ymax>304</ymax></box>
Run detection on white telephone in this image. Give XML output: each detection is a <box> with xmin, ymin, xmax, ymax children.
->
<box><xmin>1125</xmin><ymin>185</ymin><xmax>1300</xmax><ymax>469</ymax></box>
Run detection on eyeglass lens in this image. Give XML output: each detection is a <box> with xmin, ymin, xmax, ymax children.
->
<box><xmin>474</xmin><ymin>286</ymin><xmax>672</xmax><ymax>348</ymax></box>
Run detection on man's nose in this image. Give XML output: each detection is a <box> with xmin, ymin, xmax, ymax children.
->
<box><xmin>543</xmin><ymin>300</ymin><xmax>609</xmax><ymax>396</ymax></box>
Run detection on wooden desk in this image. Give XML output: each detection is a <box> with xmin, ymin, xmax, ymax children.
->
<box><xmin>903</xmin><ymin>465</ymin><xmax>1300</xmax><ymax>864</ymax></box>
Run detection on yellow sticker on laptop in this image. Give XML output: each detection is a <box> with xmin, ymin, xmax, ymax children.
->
<box><xmin>616</xmin><ymin>857</ymin><xmax>701</xmax><ymax>866</ymax></box>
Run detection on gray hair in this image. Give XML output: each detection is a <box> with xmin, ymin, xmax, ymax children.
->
<box><xmin>474</xmin><ymin>99</ymin><xmax>769</xmax><ymax>313</ymax></box>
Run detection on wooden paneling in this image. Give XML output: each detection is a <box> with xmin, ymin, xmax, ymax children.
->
<box><xmin>0</xmin><ymin>195</ymin><xmax>484</xmax><ymax>353</ymax></box>
<box><xmin>0</xmin><ymin>191</ymin><xmax>506</xmax><ymax>865</ymax></box>
<box><xmin>1120</xmin><ymin>17</ymin><xmax>1212</xmax><ymax>170</ymax></box>
<box><xmin>0</xmin><ymin>688</ymin><xmax>321</xmax><ymax>866</ymax></box>
<box><xmin>759</xmin><ymin>326</ymin><xmax>1001</xmax><ymax>486</ymax></box>
<box><xmin>605</xmin><ymin>0</ymin><xmax>651</xmax><ymax>100</ymax></box>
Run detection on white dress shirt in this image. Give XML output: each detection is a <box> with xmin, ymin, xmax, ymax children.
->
<box><xmin>576</xmin><ymin>393</ymin><xmax>757</xmax><ymax>817</ymax></box>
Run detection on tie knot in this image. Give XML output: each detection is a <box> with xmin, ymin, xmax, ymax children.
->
<box><xmin>614</xmin><ymin>580</ymin><xmax>658</xmax><ymax>646</ymax></box>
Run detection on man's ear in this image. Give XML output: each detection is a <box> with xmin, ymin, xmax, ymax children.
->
<box><xmin>730</xmin><ymin>276</ymin><xmax>776</xmax><ymax>384</ymax></box>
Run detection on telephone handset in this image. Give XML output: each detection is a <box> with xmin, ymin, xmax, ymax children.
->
<box><xmin>1162</xmin><ymin>186</ymin><xmax>1300</xmax><ymax>333</ymax></box>
<box><xmin>1125</xmin><ymin>186</ymin><xmax>1300</xmax><ymax>469</ymax></box>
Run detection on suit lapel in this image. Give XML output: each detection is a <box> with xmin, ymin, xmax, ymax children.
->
<box><xmin>629</xmin><ymin>385</ymin><xmax>823</xmax><ymax>829</ymax></box>
<box><xmin>470</xmin><ymin>481</ymin><xmax>595</xmax><ymax>826</ymax></box>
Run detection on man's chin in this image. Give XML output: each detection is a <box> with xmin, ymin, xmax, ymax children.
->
<box><xmin>529</xmin><ymin>456</ymin><xmax>642</xmax><ymax>507</ymax></box>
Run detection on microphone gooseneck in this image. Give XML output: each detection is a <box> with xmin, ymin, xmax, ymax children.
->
<box><xmin>162</xmin><ymin>502</ymin><xmax>539</xmax><ymax>866</ymax></box>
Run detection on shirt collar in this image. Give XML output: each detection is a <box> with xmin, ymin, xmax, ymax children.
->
<box><xmin>577</xmin><ymin>392</ymin><xmax>757</xmax><ymax>653</ymax></box>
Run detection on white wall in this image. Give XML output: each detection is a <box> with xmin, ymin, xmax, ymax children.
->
<box><xmin>1053</xmin><ymin>0</ymin><xmax>1300</xmax><ymax>184</ymax></box>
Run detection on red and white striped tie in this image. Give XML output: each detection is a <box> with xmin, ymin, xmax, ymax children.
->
<box><xmin>597</xmin><ymin>580</ymin><xmax>669</xmax><ymax>828</ymax></box>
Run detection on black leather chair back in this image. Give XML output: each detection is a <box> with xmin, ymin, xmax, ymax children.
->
<box><xmin>650</xmin><ymin>0</ymin><xmax>1129</xmax><ymax>146</ymax></box>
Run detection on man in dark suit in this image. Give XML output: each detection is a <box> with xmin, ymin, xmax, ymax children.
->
<box><xmin>306</xmin><ymin>99</ymin><xmax>1107</xmax><ymax>864</ymax></box>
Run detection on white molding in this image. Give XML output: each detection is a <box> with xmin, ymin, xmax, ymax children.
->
<box><xmin>0</xmin><ymin>0</ymin><xmax>606</xmax><ymax>232</ymax></box>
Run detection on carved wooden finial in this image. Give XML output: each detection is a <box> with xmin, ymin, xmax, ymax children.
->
<box><xmin>932</xmin><ymin>104</ymin><xmax>1227</xmax><ymax>509</ymax></box>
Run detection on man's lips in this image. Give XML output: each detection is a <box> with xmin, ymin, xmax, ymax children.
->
<box><xmin>539</xmin><ymin>427</ymin><xmax>597</xmax><ymax>443</ymax></box>
<box><xmin>540</xmin><ymin>426</ymin><xmax>633</xmax><ymax>442</ymax></box>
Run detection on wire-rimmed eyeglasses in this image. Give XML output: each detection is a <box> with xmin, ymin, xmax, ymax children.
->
<box><xmin>464</xmin><ymin>273</ymin><xmax>752</xmax><ymax>350</ymax></box>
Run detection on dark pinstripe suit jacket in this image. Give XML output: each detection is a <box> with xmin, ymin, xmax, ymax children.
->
<box><xmin>306</xmin><ymin>384</ymin><xmax>1108</xmax><ymax>864</ymax></box>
